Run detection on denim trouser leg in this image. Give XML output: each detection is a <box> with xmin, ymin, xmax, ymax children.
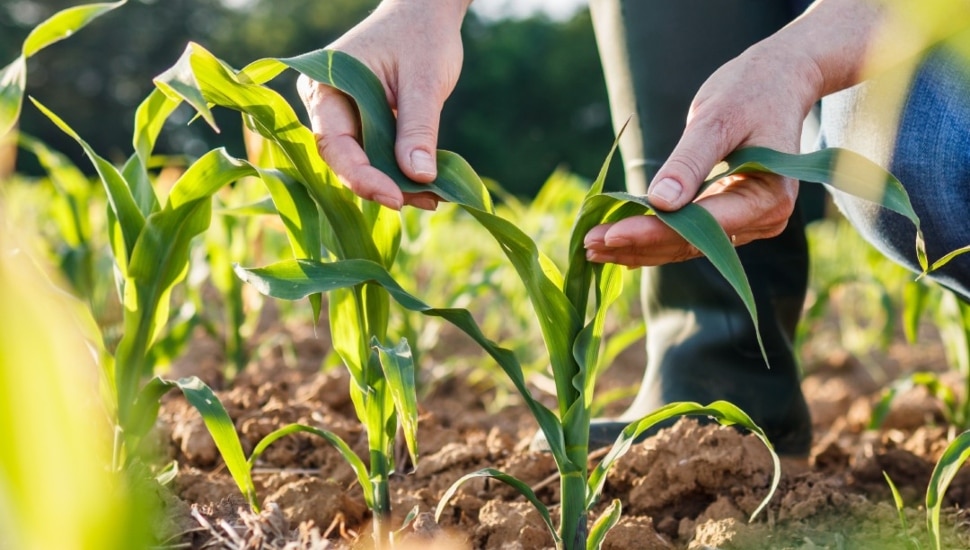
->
<box><xmin>821</xmin><ymin>36</ymin><xmax>970</xmax><ymax>302</ymax></box>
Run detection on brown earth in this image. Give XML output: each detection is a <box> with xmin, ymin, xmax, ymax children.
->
<box><xmin>156</xmin><ymin>313</ymin><xmax>970</xmax><ymax>550</ymax></box>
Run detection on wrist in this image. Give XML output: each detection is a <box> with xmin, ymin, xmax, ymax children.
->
<box><xmin>382</xmin><ymin>0</ymin><xmax>473</xmax><ymax>26</ymax></box>
<box><xmin>775</xmin><ymin>0</ymin><xmax>885</xmax><ymax>97</ymax></box>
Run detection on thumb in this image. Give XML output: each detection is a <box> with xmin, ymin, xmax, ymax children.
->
<box><xmin>394</xmin><ymin>80</ymin><xmax>444</xmax><ymax>183</ymax></box>
<box><xmin>647</xmin><ymin>118</ymin><xmax>732</xmax><ymax>211</ymax></box>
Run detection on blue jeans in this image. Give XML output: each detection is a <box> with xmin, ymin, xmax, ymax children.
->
<box><xmin>821</xmin><ymin>32</ymin><xmax>970</xmax><ymax>302</ymax></box>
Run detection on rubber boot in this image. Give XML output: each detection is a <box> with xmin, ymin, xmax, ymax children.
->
<box><xmin>582</xmin><ymin>0</ymin><xmax>813</xmax><ymax>456</ymax></box>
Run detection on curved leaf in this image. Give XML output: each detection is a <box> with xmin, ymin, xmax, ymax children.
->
<box><xmin>928</xmin><ymin>244</ymin><xmax>970</xmax><ymax>272</ymax></box>
<box><xmin>587</xmin><ymin>499</ymin><xmax>622</xmax><ymax>550</ymax></box>
<box><xmin>715</xmin><ymin>147</ymin><xmax>926</xmax><ymax>271</ymax></box>
<box><xmin>22</xmin><ymin>1</ymin><xmax>126</xmax><ymax>58</ymax></box>
<box><xmin>31</xmin><ymin>98</ymin><xmax>144</xmax><ymax>269</ymax></box>
<box><xmin>434</xmin><ymin>468</ymin><xmax>558</xmax><ymax>546</ymax></box>
<box><xmin>604</xmin><ymin>194</ymin><xmax>766</xmax><ymax>365</ymax></box>
<box><xmin>1</xmin><ymin>1</ymin><xmax>125</xmax><ymax>136</ymax></box>
<box><xmin>167</xmin><ymin>376</ymin><xmax>258</xmax><ymax>511</ymax></box>
<box><xmin>0</xmin><ymin>57</ymin><xmax>26</xmax><ymax>138</ymax></box>
<box><xmin>248</xmin><ymin>423</ymin><xmax>373</xmax><ymax>509</ymax></box>
<box><xmin>234</xmin><ymin>258</ymin><xmax>565</xmax><ymax>461</ymax></box>
<box><xmin>279</xmin><ymin>50</ymin><xmax>492</xmax><ymax>211</ymax></box>
<box><xmin>372</xmin><ymin>338</ymin><xmax>419</xmax><ymax>463</ymax></box>
<box><xmin>926</xmin><ymin>430</ymin><xmax>970</xmax><ymax>550</ymax></box>
<box><xmin>586</xmin><ymin>401</ymin><xmax>780</xmax><ymax>522</ymax></box>
<box><xmin>155</xmin><ymin>43</ymin><xmax>378</xmax><ymax>264</ymax></box>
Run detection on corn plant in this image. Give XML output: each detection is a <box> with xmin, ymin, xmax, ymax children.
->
<box><xmin>869</xmin><ymin>285</ymin><xmax>970</xmax><ymax>432</ymax></box>
<box><xmin>142</xmin><ymin>43</ymin><xmax>427</xmax><ymax>547</ymax></box>
<box><xmin>926</xmin><ymin>429</ymin><xmax>970</xmax><ymax>550</ymax></box>
<box><xmin>392</xmin><ymin>170</ymin><xmax>644</xmax><ymax>408</ymax></box>
<box><xmin>7</xmin><ymin>2</ymin><xmax>336</xmax><ymax>480</ymax></box>
<box><xmin>225</xmin><ymin>49</ymin><xmax>932</xmax><ymax>548</ymax></box>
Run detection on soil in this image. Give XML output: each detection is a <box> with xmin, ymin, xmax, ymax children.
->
<box><xmin>156</xmin><ymin>306</ymin><xmax>970</xmax><ymax>550</ymax></box>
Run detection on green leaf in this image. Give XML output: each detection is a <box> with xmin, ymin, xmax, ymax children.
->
<box><xmin>715</xmin><ymin>147</ymin><xmax>927</xmax><ymax>271</ymax></box>
<box><xmin>153</xmin><ymin>45</ymin><xmax>218</xmax><ymax>132</ymax></box>
<box><xmin>17</xmin><ymin>133</ymin><xmax>93</xmax><ymax>246</ymax></box>
<box><xmin>31</xmin><ymin>98</ymin><xmax>144</xmax><ymax>269</ymax></box>
<box><xmin>434</xmin><ymin>468</ymin><xmax>559</xmax><ymax>546</ymax></box>
<box><xmin>928</xmin><ymin>244</ymin><xmax>970</xmax><ymax>273</ymax></box>
<box><xmin>121</xmin><ymin>149</ymin><xmax>251</xmax><ymax>351</ymax></box>
<box><xmin>882</xmin><ymin>471</ymin><xmax>909</xmax><ymax>531</ymax></box>
<box><xmin>22</xmin><ymin>1</ymin><xmax>126</xmax><ymax>58</ymax></box>
<box><xmin>586</xmin><ymin>401</ymin><xmax>781</xmax><ymax>522</ymax></box>
<box><xmin>927</xmin><ymin>430</ymin><xmax>970</xmax><ymax>550</ymax></box>
<box><xmin>155</xmin><ymin>43</ymin><xmax>379</xmax><ymax>264</ymax></box>
<box><xmin>587</xmin><ymin>499</ymin><xmax>622</xmax><ymax>550</ymax></box>
<box><xmin>175</xmin><ymin>377</ymin><xmax>258</xmax><ymax>510</ymax></box>
<box><xmin>234</xmin><ymin>258</ymin><xmax>565</xmax><ymax>461</ymax></box>
<box><xmin>372</xmin><ymin>338</ymin><xmax>419</xmax><ymax>463</ymax></box>
<box><xmin>141</xmin><ymin>376</ymin><xmax>258</xmax><ymax>511</ymax></box>
<box><xmin>604</xmin><ymin>194</ymin><xmax>768</xmax><ymax>365</ymax></box>
<box><xmin>1</xmin><ymin>1</ymin><xmax>125</xmax><ymax>136</ymax></box>
<box><xmin>279</xmin><ymin>50</ymin><xmax>492</xmax><ymax>211</ymax></box>
<box><xmin>132</xmin><ymin>88</ymin><xmax>180</xmax><ymax>166</ymax></box>
<box><xmin>247</xmin><ymin>423</ymin><xmax>373</xmax><ymax>509</ymax></box>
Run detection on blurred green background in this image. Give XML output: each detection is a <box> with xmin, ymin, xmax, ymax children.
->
<box><xmin>0</xmin><ymin>0</ymin><xmax>623</xmax><ymax>195</ymax></box>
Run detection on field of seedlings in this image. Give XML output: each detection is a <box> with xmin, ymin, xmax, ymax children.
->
<box><xmin>3</xmin><ymin>3</ymin><xmax>970</xmax><ymax>550</ymax></box>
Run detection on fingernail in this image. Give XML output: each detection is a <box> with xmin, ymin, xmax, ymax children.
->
<box><xmin>604</xmin><ymin>236</ymin><xmax>631</xmax><ymax>248</ymax></box>
<box><xmin>412</xmin><ymin>197</ymin><xmax>438</xmax><ymax>211</ymax></box>
<box><xmin>586</xmin><ymin>250</ymin><xmax>612</xmax><ymax>263</ymax></box>
<box><xmin>410</xmin><ymin>150</ymin><xmax>436</xmax><ymax>178</ymax></box>
<box><xmin>648</xmin><ymin>178</ymin><xmax>682</xmax><ymax>204</ymax></box>
<box><xmin>374</xmin><ymin>194</ymin><xmax>403</xmax><ymax>210</ymax></box>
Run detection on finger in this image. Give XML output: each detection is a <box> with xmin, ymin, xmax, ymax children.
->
<box><xmin>403</xmin><ymin>190</ymin><xmax>440</xmax><ymax>211</ymax></box>
<box><xmin>300</xmin><ymin>76</ymin><xmax>405</xmax><ymax>210</ymax></box>
<box><xmin>585</xmin><ymin>174</ymin><xmax>796</xmax><ymax>266</ymax></box>
<box><xmin>394</xmin><ymin>78</ymin><xmax>445</xmax><ymax>183</ymax></box>
<box><xmin>647</xmin><ymin>109</ymin><xmax>740</xmax><ymax>212</ymax></box>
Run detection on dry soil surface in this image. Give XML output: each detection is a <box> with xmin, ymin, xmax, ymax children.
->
<box><xmin>157</xmin><ymin>320</ymin><xmax>970</xmax><ymax>550</ymax></box>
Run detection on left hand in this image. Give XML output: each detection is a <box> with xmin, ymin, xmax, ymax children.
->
<box><xmin>584</xmin><ymin>0</ymin><xmax>880</xmax><ymax>267</ymax></box>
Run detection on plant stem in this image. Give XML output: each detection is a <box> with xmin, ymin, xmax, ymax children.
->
<box><xmin>370</xmin><ymin>450</ymin><xmax>391</xmax><ymax>550</ymax></box>
<box><xmin>561</xmin><ymin>404</ymin><xmax>591</xmax><ymax>550</ymax></box>
<box><xmin>560</xmin><ymin>471</ymin><xmax>588</xmax><ymax>550</ymax></box>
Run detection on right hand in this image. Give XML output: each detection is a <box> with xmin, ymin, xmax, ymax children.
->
<box><xmin>297</xmin><ymin>0</ymin><xmax>470</xmax><ymax>211</ymax></box>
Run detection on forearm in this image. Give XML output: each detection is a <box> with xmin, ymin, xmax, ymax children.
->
<box><xmin>767</xmin><ymin>0</ymin><xmax>970</xmax><ymax>101</ymax></box>
<box><xmin>377</xmin><ymin>0</ymin><xmax>473</xmax><ymax>28</ymax></box>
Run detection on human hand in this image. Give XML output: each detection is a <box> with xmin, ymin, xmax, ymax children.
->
<box><xmin>584</xmin><ymin>0</ymin><xmax>882</xmax><ymax>267</ymax></box>
<box><xmin>297</xmin><ymin>0</ymin><xmax>471</xmax><ymax>211</ymax></box>
<box><xmin>584</xmin><ymin>44</ymin><xmax>815</xmax><ymax>266</ymax></box>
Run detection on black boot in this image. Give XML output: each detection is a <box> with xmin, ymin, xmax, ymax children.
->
<box><xmin>578</xmin><ymin>0</ymin><xmax>813</xmax><ymax>456</ymax></box>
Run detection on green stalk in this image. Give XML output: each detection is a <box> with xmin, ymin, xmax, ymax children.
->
<box><xmin>353</xmin><ymin>282</ymin><xmax>394</xmax><ymax>549</ymax></box>
<box><xmin>560</xmin><ymin>470</ymin><xmax>588</xmax><ymax>550</ymax></box>
<box><xmin>115</xmin><ymin>310</ymin><xmax>154</xmax><ymax>431</ymax></box>
<box><xmin>561</xmin><ymin>406</ymin><xmax>590</xmax><ymax>549</ymax></box>
<box><xmin>370</xmin><ymin>450</ymin><xmax>392</xmax><ymax>549</ymax></box>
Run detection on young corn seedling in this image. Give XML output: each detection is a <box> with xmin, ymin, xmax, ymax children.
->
<box><xmin>232</xmin><ymin>50</ymin><xmax>932</xmax><ymax>549</ymax></box>
<box><xmin>145</xmin><ymin>43</ymin><xmax>423</xmax><ymax>547</ymax></box>
<box><xmin>926</xmin><ymin>429</ymin><xmax>970</xmax><ymax>550</ymax></box>
<box><xmin>870</xmin><ymin>287</ymin><xmax>970</xmax><ymax>431</ymax></box>
<box><xmin>13</xmin><ymin>4</ymin><xmax>344</xmax><ymax>485</ymax></box>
